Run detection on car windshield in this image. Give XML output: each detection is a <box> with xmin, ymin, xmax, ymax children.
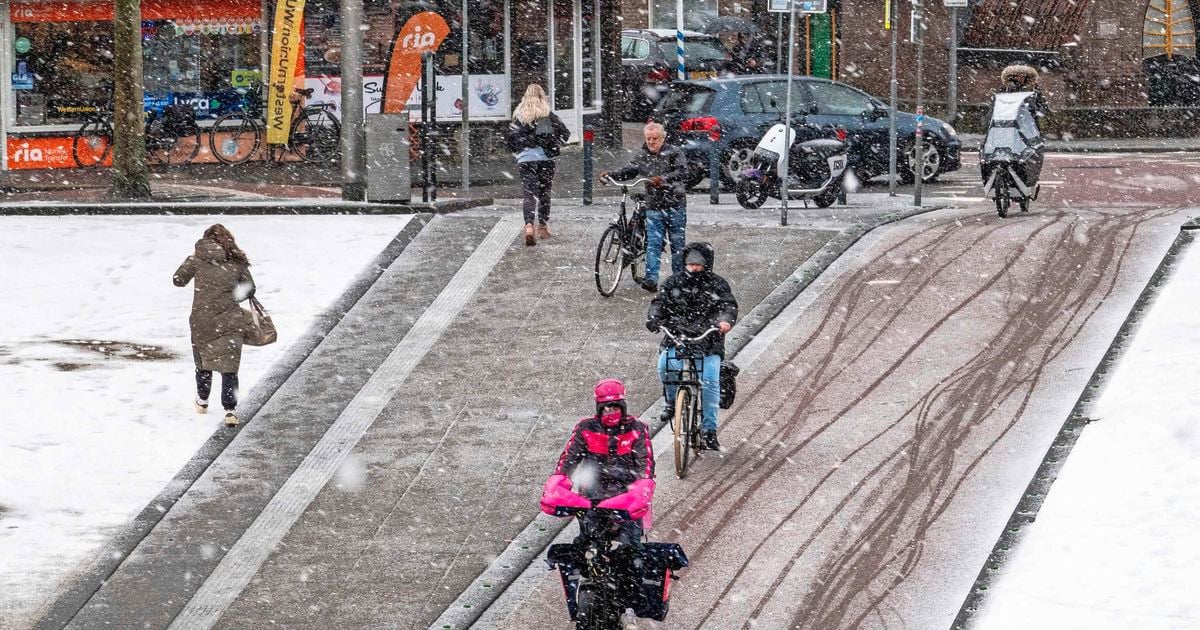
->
<box><xmin>659</xmin><ymin>87</ymin><xmax>714</xmax><ymax>113</ymax></box>
<box><xmin>658</xmin><ymin>39</ymin><xmax>727</xmax><ymax>61</ymax></box>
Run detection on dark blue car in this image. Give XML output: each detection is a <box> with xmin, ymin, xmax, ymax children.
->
<box><xmin>652</xmin><ymin>75</ymin><xmax>961</xmax><ymax>187</ymax></box>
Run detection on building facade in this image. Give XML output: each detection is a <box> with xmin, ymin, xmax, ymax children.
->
<box><xmin>0</xmin><ymin>0</ymin><xmax>623</xmax><ymax>171</ymax></box>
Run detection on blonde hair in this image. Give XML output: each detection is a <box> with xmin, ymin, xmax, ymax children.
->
<box><xmin>513</xmin><ymin>84</ymin><xmax>552</xmax><ymax>125</ymax></box>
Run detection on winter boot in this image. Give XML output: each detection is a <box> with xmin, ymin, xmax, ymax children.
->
<box><xmin>702</xmin><ymin>430</ymin><xmax>721</xmax><ymax>451</ymax></box>
<box><xmin>224</xmin><ymin>412</ymin><xmax>239</xmax><ymax>427</ymax></box>
<box><xmin>537</xmin><ymin>224</ymin><xmax>552</xmax><ymax>240</ymax></box>
<box><xmin>194</xmin><ymin>398</ymin><xmax>209</xmax><ymax>415</ymax></box>
<box><xmin>659</xmin><ymin>404</ymin><xmax>674</xmax><ymax>425</ymax></box>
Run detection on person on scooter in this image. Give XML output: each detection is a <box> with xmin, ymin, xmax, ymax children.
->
<box><xmin>647</xmin><ymin>242</ymin><xmax>738</xmax><ymax>450</ymax></box>
<box><xmin>541</xmin><ymin>378</ymin><xmax>656</xmax><ymax>545</ymax></box>
<box><xmin>599</xmin><ymin>122</ymin><xmax>691</xmax><ymax>293</ymax></box>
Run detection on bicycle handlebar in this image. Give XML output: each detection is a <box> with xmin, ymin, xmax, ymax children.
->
<box><xmin>661</xmin><ymin>327</ymin><xmax>722</xmax><ymax>345</ymax></box>
<box><xmin>604</xmin><ymin>175</ymin><xmax>651</xmax><ymax>187</ymax></box>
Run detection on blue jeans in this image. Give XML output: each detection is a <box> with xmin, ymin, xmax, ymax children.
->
<box><xmin>658</xmin><ymin>348</ymin><xmax>721</xmax><ymax>432</ymax></box>
<box><xmin>644</xmin><ymin>204</ymin><xmax>687</xmax><ymax>285</ymax></box>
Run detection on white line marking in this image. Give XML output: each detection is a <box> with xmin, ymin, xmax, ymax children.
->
<box><xmin>168</xmin><ymin>215</ymin><xmax>523</xmax><ymax>630</ymax></box>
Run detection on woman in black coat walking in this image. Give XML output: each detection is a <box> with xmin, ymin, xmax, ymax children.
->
<box><xmin>507</xmin><ymin>84</ymin><xmax>569</xmax><ymax>246</ymax></box>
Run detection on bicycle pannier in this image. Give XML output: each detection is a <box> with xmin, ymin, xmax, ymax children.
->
<box><xmin>719</xmin><ymin>360</ymin><xmax>740</xmax><ymax>409</ymax></box>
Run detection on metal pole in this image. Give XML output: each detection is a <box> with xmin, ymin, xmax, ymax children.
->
<box><xmin>583</xmin><ymin>125</ymin><xmax>593</xmax><ymax>204</ymax></box>
<box><xmin>421</xmin><ymin>52</ymin><xmax>431</xmax><ymax>203</ymax></box>
<box><xmin>781</xmin><ymin>2</ymin><xmax>797</xmax><ymax>226</ymax></box>
<box><xmin>340</xmin><ymin>0</ymin><xmax>366</xmax><ymax>201</ymax></box>
<box><xmin>776</xmin><ymin>12</ymin><xmax>784</xmax><ymax>73</ymax></box>
<box><xmin>949</xmin><ymin>6</ymin><xmax>958</xmax><ymax>125</ymax></box>
<box><xmin>914</xmin><ymin>1</ymin><xmax>925</xmax><ymax>207</ymax></box>
<box><xmin>461</xmin><ymin>0</ymin><xmax>470</xmax><ymax>190</ymax></box>
<box><xmin>428</xmin><ymin>52</ymin><xmax>438</xmax><ymax>202</ymax></box>
<box><xmin>888</xmin><ymin>0</ymin><xmax>898</xmax><ymax>196</ymax></box>
<box><xmin>676</xmin><ymin>0</ymin><xmax>686</xmax><ymax>80</ymax></box>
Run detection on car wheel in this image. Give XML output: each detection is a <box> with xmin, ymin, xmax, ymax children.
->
<box><xmin>722</xmin><ymin>142</ymin><xmax>757</xmax><ymax>185</ymax></box>
<box><xmin>900</xmin><ymin>141</ymin><xmax>942</xmax><ymax>184</ymax></box>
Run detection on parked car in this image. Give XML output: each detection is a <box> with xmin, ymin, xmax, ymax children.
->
<box><xmin>621</xmin><ymin>29</ymin><xmax>731</xmax><ymax>122</ymax></box>
<box><xmin>651</xmin><ymin>75</ymin><xmax>962</xmax><ymax>188</ymax></box>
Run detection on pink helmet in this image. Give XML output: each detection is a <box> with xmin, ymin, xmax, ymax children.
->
<box><xmin>594</xmin><ymin>378</ymin><xmax>626</xmax><ymax>412</ymax></box>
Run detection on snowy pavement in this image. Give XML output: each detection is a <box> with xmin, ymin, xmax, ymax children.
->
<box><xmin>974</xmin><ymin>236</ymin><xmax>1200</xmax><ymax>630</ymax></box>
<box><xmin>0</xmin><ymin>215</ymin><xmax>412</xmax><ymax>627</ymax></box>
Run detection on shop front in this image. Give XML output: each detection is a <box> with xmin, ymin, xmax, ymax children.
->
<box><xmin>0</xmin><ymin>0</ymin><xmax>619</xmax><ymax>172</ymax></box>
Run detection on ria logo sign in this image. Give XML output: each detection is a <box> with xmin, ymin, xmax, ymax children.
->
<box><xmin>382</xmin><ymin>12</ymin><xmax>450</xmax><ymax>113</ymax></box>
<box><xmin>400</xmin><ymin>26</ymin><xmax>439</xmax><ymax>51</ymax></box>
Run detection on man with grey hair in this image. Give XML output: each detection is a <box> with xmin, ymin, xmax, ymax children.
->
<box><xmin>600</xmin><ymin>122</ymin><xmax>690</xmax><ymax>292</ymax></box>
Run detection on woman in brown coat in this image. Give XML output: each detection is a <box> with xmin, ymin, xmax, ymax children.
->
<box><xmin>173</xmin><ymin>224</ymin><xmax>255</xmax><ymax>426</ymax></box>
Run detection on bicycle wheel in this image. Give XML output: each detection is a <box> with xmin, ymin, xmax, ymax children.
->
<box><xmin>673</xmin><ymin>387</ymin><xmax>693</xmax><ymax>479</ymax></box>
<box><xmin>209</xmin><ymin>112</ymin><xmax>261</xmax><ymax>165</ymax></box>
<box><xmin>291</xmin><ymin>109</ymin><xmax>341</xmax><ymax>164</ymax></box>
<box><xmin>149</xmin><ymin>126</ymin><xmax>203</xmax><ymax>166</ymax></box>
<box><xmin>628</xmin><ymin>217</ymin><xmax>647</xmax><ymax>285</ymax></box>
<box><xmin>73</xmin><ymin>119</ymin><xmax>113</xmax><ymax>168</ymax></box>
<box><xmin>594</xmin><ymin>224</ymin><xmax>624</xmax><ymax>297</ymax></box>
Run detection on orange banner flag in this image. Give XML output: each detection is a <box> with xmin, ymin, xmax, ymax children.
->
<box><xmin>382</xmin><ymin>11</ymin><xmax>450</xmax><ymax>113</ymax></box>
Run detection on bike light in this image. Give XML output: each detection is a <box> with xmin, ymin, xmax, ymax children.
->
<box><xmin>835</xmin><ymin>127</ymin><xmax>848</xmax><ymax>142</ymax></box>
<box><xmin>680</xmin><ymin>116</ymin><xmax>721</xmax><ymax>141</ymax></box>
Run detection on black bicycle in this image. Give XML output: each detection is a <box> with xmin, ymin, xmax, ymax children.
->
<box><xmin>546</xmin><ymin>507</ymin><xmax>687</xmax><ymax>630</ymax></box>
<box><xmin>661</xmin><ymin>327</ymin><xmax>721</xmax><ymax>478</ymax></box>
<box><xmin>594</xmin><ymin>176</ymin><xmax>649</xmax><ymax>297</ymax></box>
<box><xmin>208</xmin><ymin>82</ymin><xmax>265</xmax><ymax>165</ymax></box>
<box><xmin>267</xmin><ymin>87</ymin><xmax>341</xmax><ymax>165</ymax></box>
<box><xmin>72</xmin><ymin>101</ymin><xmax>203</xmax><ymax>168</ymax></box>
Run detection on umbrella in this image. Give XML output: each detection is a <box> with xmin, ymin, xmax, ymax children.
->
<box><xmin>703</xmin><ymin>16</ymin><xmax>760</xmax><ymax>35</ymax></box>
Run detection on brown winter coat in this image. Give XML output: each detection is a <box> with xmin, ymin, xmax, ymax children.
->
<box><xmin>173</xmin><ymin>238</ymin><xmax>255</xmax><ymax>374</ymax></box>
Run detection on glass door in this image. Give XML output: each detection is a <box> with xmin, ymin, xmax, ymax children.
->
<box><xmin>549</xmin><ymin>0</ymin><xmax>580</xmax><ymax>140</ymax></box>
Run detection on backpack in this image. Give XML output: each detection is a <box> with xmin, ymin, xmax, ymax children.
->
<box><xmin>534</xmin><ymin>116</ymin><xmax>562</xmax><ymax>158</ymax></box>
<box><xmin>719</xmin><ymin>360</ymin><xmax>740</xmax><ymax>409</ymax></box>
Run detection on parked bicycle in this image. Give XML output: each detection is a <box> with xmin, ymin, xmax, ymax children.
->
<box><xmin>208</xmin><ymin>84</ymin><xmax>340</xmax><ymax>165</ymax></box>
<box><xmin>595</xmin><ymin>176</ymin><xmax>650</xmax><ymax>297</ymax></box>
<box><xmin>661</xmin><ymin>327</ymin><xmax>721</xmax><ymax>478</ymax></box>
<box><xmin>72</xmin><ymin>99</ymin><xmax>203</xmax><ymax>168</ymax></box>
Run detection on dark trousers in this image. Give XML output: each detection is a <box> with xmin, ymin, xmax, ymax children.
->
<box><xmin>196</xmin><ymin>369</ymin><xmax>239</xmax><ymax>411</ymax></box>
<box><xmin>519</xmin><ymin>160</ymin><xmax>555</xmax><ymax>225</ymax></box>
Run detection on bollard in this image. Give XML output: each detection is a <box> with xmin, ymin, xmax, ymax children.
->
<box><xmin>582</xmin><ymin>125</ymin><xmax>594</xmax><ymax>205</ymax></box>
<box><xmin>708</xmin><ymin>145</ymin><xmax>720</xmax><ymax>204</ymax></box>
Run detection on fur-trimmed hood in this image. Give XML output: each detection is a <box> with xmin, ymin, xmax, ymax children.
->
<box><xmin>1001</xmin><ymin>64</ymin><xmax>1039</xmax><ymax>85</ymax></box>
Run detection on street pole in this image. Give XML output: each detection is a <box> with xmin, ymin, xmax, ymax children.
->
<box><xmin>949</xmin><ymin>5</ymin><xmax>958</xmax><ymax>124</ymax></box>
<box><xmin>340</xmin><ymin>0</ymin><xmax>366</xmax><ymax>201</ymax></box>
<box><xmin>888</xmin><ymin>0</ymin><xmax>898</xmax><ymax>196</ymax></box>
<box><xmin>777</xmin><ymin>13</ymin><xmax>784</xmax><ymax>73</ymax></box>
<box><xmin>112</xmin><ymin>0</ymin><xmax>149</xmax><ymax>199</ymax></box>
<box><xmin>676</xmin><ymin>0</ymin><xmax>686</xmax><ymax>80</ymax></box>
<box><xmin>914</xmin><ymin>0</ymin><xmax>925</xmax><ymax>207</ymax></box>
<box><xmin>461</xmin><ymin>0</ymin><xmax>470</xmax><ymax>190</ymax></box>
<box><xmin>781</xmin><ymin>1</ymin><xmax>797</xmax><ymax>226</ymax></box>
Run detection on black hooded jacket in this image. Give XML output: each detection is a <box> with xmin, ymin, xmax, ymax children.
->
<box><xmin>646</xmin><ymin>242</ymin><xmax>739</xmax><ymax>358</ymax></box>
<box><xmin>608</xmin><ymin>143</ymin><xmax>690</xmax><ymax>209</ymax></box>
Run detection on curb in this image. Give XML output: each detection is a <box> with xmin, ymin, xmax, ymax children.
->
<box><xmin>950</xmin><ymin>218</ymin><xmax>1199</xmax><ymax>629</ymax></box>
<box><xmin>0</xmin><ymin>198</ymin><xmax>492</xmax><ymax>216</ymax></box>
<box><xmin>430</xmin><ymin>201</ymin><xmax>952</xmax><ymax>630</ymax></box>
<box><xmin>34</xmin><ymin>215</ymin><xmax>435</xmax><ymax>630</ymax></box>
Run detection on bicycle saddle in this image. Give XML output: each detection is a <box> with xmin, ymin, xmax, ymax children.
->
<box><xmin>295</xmin><ymin>87</ymin><xmax>315</xmax><ymax>98</ymax></box>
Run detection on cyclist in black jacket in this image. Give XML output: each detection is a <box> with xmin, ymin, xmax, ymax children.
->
<box><xmin>647</xmin><ymin>242</ymin><xmax>738</xmax><ymax>450</ymax></box>
<box><xmin>601</xmin><ymin>122</ymin><xmax>691</xmax><ymax>292</ymax></box>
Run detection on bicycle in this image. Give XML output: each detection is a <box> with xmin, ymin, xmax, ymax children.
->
<box><xmin>546</xmin><ymin>507</ymin><xmax>687</xmax><ymax>629</ymax></box>
<box><xmin>594</xmin><ymin>176</ymin><xmax>650</xmax><ymax>297</ymax></box>
<box><xmin>72</xmin><ymin>101</ymin><xmax>203</xmax><ymax>168</ymax></box>
<box><xmin>660</xmin><ymin>327</ymin><xmax>721</xmax><ymax>478</ymax></box>
<box><xmin>208</xmin><ymin>82</ymin><xmax>265</xmax><ymax>165</ymax></box>
<box><xmin>266</xmin><ymin>87</ymin><xmax>341</xmax><ymax>165</ymax></box>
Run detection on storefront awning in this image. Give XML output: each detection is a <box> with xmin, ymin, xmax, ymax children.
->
<box><xmin>9</xmin><ymin>0</ymin><xmax>261</xmax><ymax>23</ymax></box>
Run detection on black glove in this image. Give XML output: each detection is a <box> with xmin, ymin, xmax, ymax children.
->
<box><xmin>646</xmin><ymin>320</ymin><xmax>661</xmax><ymax>333</ymax></box>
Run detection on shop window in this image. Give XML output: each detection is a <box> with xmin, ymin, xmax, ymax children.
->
<box><xmin>581</xmin><ymin>0</ymin><xmax>601</xmax><ymax>111</ymax></box>
<box><xmin>12</xmin><ymin>14</ymin><xmax>260</xmax><ymax>127</ymax></box>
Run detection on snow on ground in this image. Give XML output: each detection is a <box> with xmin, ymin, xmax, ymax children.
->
<box><xmin>976</xmin><ymin>241</ymin><xmax>1200</xmax><ymax>630</ymax></box>
<box><xmin>0</xmin><ymin>215</ymin><xmax>411</xmax><ymax>626</ymax></box>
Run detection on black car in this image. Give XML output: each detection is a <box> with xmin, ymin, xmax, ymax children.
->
<box><xmin>621</xmin><ymin>29</ymin><xmax>731</xmax><ymax>121</ymax></box>
<box><xmin>651</xmin><ymin>75</ymin><xmax>962</xmax><ymax>188</ymax></box>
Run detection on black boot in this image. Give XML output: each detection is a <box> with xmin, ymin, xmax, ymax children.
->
<box><xmin>702</xmin><ymin>430</ymin><xmax>720</xmax><ymax>451</ymax></box>
<box><xmin>659</xmin><ymin>405</ymin><xmax>674</xmax><ymax>425</ymax></box>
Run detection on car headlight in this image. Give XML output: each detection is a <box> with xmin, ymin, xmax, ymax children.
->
<box><xmin>942</xmin><ymin>122</ymin><xmax>958</xmax><ymax>138</ymax></box>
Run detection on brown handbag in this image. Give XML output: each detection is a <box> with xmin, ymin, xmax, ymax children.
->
<box><xmin>243</xmin><ymin>296</ymin><xmax>278</xmax><ymax>346</ymax></box>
